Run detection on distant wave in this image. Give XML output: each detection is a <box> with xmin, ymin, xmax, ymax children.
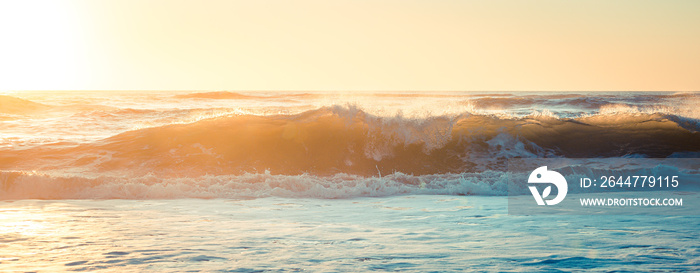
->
<box><xmin>0</xmin><ymin>95</ymin><xmax>50</xmax><ymax>115</ymax></box>
<box><xmin>2</xmin><ymin>105</ymin><xmax>699</xmax><ymax>178</ymax></box>
<box><xmin>174</xmin><ymin>91</ymin><xmax>317</xmax><ymax>100</ymax></box>
<box><xmin>657</xmin><ymin>91</ymin><xmax>700</xmax><ymax>98</ymax></box>
<box><xmin>174</xmin><ymin>91</ymin><xmax>261</xmax><ymax>99</ymax></box>
<box><xmin>0</xmin><ymin>95</ymin><xmax>120</xmax><ymax>118</ymax></box>
<box><xmin>466</xmin><ymin>92</ymin><xmax>700</xmax><ymax>111</ymax></box>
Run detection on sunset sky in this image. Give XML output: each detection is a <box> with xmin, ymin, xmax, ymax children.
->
<box><xmin>0</xmin><ymin>0</ymin><xmax>698</xmax><ymax>91</ymax></box>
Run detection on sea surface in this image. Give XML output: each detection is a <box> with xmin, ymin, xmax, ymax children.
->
<box><xmin>1</xmin><ymin>91</ymin><xmax>699</xmax><ymax>271</ymax></box>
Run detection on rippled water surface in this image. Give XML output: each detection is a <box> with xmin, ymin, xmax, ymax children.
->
<box><xmin>1</xmin><ymin>196</ymin><xmax>698</xmax><ymax>272</ymax></box>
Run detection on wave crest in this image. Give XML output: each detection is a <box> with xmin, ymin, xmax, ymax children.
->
<box><xmin>1</xmin><ymin>105</ymin><xmax>699</xmax><ymax>176</ymax></box>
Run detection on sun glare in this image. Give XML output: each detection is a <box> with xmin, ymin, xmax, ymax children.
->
<box><xmin>0</xmin><ymin>0</ymin><xmax>86</xmax><ymax>90</ymax></box>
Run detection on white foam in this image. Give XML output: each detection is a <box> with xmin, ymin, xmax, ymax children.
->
<box><xmin>0</xmin><ymin>170</ymin><xmax>511</xmax><ymax>200</ymax></box>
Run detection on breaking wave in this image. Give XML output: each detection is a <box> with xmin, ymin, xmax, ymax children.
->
<box><xmin>2</xmin><ymin>105</ymin><xmax>699</xmax><ymax>177</ymax></box>
<box><xmin>3</xmin><ymin>91</ymin><xmax>700</xmax><ymax>200</ymax></box>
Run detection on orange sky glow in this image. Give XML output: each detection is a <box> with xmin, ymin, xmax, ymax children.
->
<box><xmin>0</xmin><ymin>0</ymin><xmax>699</xmax><ymax>91</ymax></box>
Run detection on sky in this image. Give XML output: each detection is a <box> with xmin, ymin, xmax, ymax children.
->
<box><xmin>0</xmin><ymin>0</ymin><xmax>699</xmax><ymax>91</ymax></box>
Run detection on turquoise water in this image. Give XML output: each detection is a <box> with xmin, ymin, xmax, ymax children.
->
<box><xmin>2</xmin><ymin>196</ymin><xmax>698</xmax><ymax>272</ymax></box>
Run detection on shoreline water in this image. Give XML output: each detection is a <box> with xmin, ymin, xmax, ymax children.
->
<box><xmin>1</xmin><ymin>196</ymin><xmax>698</xmax><ymax>272</ymax></box>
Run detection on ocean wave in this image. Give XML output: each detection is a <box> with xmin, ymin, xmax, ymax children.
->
<box><xmin>0</xmin><ymin>95</ymin><xmax>50</xmax><ymax>115</ymax></box>
<box><xmin>465</xmin><ymin>92</ymin><xmax>700</xmax><ymax>112</ymax></box>
<box><xmin>467</xmin><ymin>96</ymin><xmax>630</xmax><ymax>110</ymax></box>
<box><xmin>1</xmin><ymin>105</ymin><xmax>699</xmax><ymax>177</ymax></box>
<box><xmin>174</xmin><ymin>91</ymin><xmax>317</xmax><ymax>100</ymax></box>
<box><xmin>174</xmin><ymin>91</ymin><xmax>262</xmax><ymax>99</ymax></box>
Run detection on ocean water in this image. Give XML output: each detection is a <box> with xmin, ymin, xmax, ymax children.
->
<box><xmin>2</xmin><ymin>197</ymin><xmax>699</xmax><ymax>272</ymax></box>
<box><xmin>1</xmin><ymin>91</ymin><xmax>699</xmax><ymax>271</ymax></box>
